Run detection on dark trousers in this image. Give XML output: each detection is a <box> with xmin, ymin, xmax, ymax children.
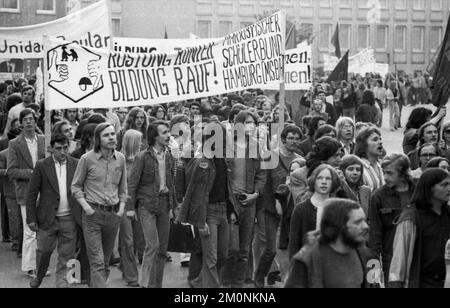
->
<box><xmin>82</xmin><ymin>210</ymin><xmax>121</xmax><ymax>288</ymax></box>
<box><xmin>75</xmin><ymin>223</ymin><xmax>90</xmax><ymax>285</ymax></box>
<box><xmin>119</xmin><ymin>215</ymin><xmax>139</xmax><ymax>284</ymax></box>
<box><xmin>139</xmin><ymin>196</ymin><xmax>170</xmax><ymax>288</ymax></box>
<box><xmin>36</xmin><ymin>215</ymin><xmax>76</xmax><ymax>287</ymax></box>
<box><xmin>255</xmin><ymin>210</ymin><xmax>280</xmax><ymax>285</ymax></box>
<box><xmin>5</xmin><ymin>197</ymin><xmax>19</xmax><ymax>245</ymax></box>
<box><xmin>222</xmin><ymin>201</ymin><xmax>256</xmax><ymax>288</ymax></box>
<box><xmin>199</xmin><ymin>203</ymin><xmax>229</xmax><ymax>288</ymax></box>
<box><xmin>1</xmin><ymin>194</ymin><xmax>9</xmax><ymax>240</ymax></box>
<box><xmin>188</xmin><ymin>227</ymin><xmax>202</xmax><ymax>283</ymax></box>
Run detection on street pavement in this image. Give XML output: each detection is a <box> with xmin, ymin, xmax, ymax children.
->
<box><xmin>0</xmin><ymin>105</ymin><xmax>440</xmax><ymax>288</ymax></box>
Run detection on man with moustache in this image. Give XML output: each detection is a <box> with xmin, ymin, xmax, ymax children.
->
<box><xmin>72</xmin><ymin>123</ymin><xmax>128</xmax><ymax>288</ymax></box>
<box><xmin>285</xmin><ymin>199</ymin><xmax>374</xmax><ymax>288</ymax></box>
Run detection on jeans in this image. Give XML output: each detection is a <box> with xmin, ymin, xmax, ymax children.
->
<box><xmin>139</xmin><ymin>196</ymin><xmax>170</xmax><ymax>288</ymax></box>
<box><xmin>5</xmin><ymin>198</ymin><xmax>20</xmax><ymax>245</ymax></box>
<box><xmin>252</xmin><ymin>207</ymin><xmax>266</xmax><ymax>279</ymax></box>
<box><xmin>20</xmin><ymin>204</ymin><xmax>36</xmax><ymax>272</ymax></box>
<box><xmin>119</xmin><ymin>215</ymin><xmax>139</xmax><ymax>284</ymax></box>
<box><xmin>75</xmin><ymin>223</ymin><xmax>90</xmax><ymax>285</ymax></box>
<box><xmin>36</xmin><ymin>215</ymin><xmax>76</xmax><ymax>288</ymax></box>
<box><xmin>255</xmin><ymin>210</ymin><xmax>280</xmax><ymax>285</ymax></box>
<box><xmin>82</xmin><ymin>210</ymin><xmax>121</xmax><ymax>288</ymax></box>
<box><xmin>199</xmin><ymin>202</ymin><xmax>229</xmax><ymax>288</ymax></box>
<box><xmin>222</xmin><ymin>200</ymin><xmax>256</xmax><ymax>288</ymax></box>
<box><xmin>389</xmin><ymin>101</ymin><xmax>400</xmax><ymax>130</ymax></box>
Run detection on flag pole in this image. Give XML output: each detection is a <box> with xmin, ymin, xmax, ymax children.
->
<box><xmin>42</xmin><ymin>35</ymin><xmax>51</xmax><ymax>158</ymax></box>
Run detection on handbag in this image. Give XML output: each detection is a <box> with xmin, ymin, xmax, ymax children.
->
<box><xmin>167</xmin><ymin>220</ymin><xmax>196</xmax><ymax>253</ymax></box>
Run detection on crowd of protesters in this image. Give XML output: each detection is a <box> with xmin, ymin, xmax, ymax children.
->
<box><xmin>0</xmin><ymin>70</ymin><xmax>449</xmax><ymax>289</ymax></box>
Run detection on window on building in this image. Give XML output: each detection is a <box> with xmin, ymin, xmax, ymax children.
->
<box><xmin>358</xmin><ymin>25</ymin><xmax>370</xmax><ymax>49</ymax></box>
<box><xmin>111</xmin><ymin>0</ymin><xmax>122</xmax><ymax>13</ymax></box>
<box><xmin>340</xmin><ymin>24</ymin><xmax>351</xmax><ymax>50</ymax></box>
<box><xmin>395</xmin><ymin>26</ymin><xmax>407</xmax><ymax>51</ymax></box>
<box><xmin>413</xmin><ymin>0</ymin><xmax>425</xmax><ymax>10</ymax></box>
<box><xmin>112</xmin><ymin>18</ymin><xmax>121</xmax><ymax>36</ymax></box>
<box><xmin>412</xmin><ymin>27</ymin><xmax>425</xmax><ymax>52</ymax></box>
<box><xmin>219</xmin><ymin>21</ymin><xmax>233</xmax><ymax>37</ymax></box>
<box><xmin>319</xmin><ymin>24</ymin><xmax>332</xmax><ymax>50</ymax></box>
<box><xmin>319</xmin><ymin>0</ymin><xmax>331</xmax><ymax>7</ymax></box>
<box><xmin>378</xmin><ymin>0</ymin><xmax>388</xmax><ymax>9</ymax></box>
<box><xmin>376</xmin><ymin>25</ymin><xmax>388</xmax><ymax>51</ymax></box>
<box><xmin>357</xmin><ymin>0</ymin><xmax>367</xmax><ymax>8</ymax></box>
<box><xmin>395</xmin><ymin>0</ymin><xmax>407</xmax><ymax>9</ymax></box>
<box><xmin>299</xmin><ymin>0</ymin><xmax>313</xmax><ymax>7</ymax></box>
<box><xmin>339</xmin><ymin>0</ymin><xmax>351</xmax><ymax>7</ymax></box>
<box><xmin>37</xmin><ymin>0</ymin><xmax>55</xmax><ymax>14</ymax></box>
<box><xmin>0</xmin><ymin>0</ymin><xmax>19</xmax><ymax>11</ymax></box>
<box><xmin>431</xmin><ymin>0</ymin><xmax>442</xmax><ymax>11</ymax></box>
<box><xmin>430</xmin><ymin>27</ymin><xmax>443</xmax><ymax>52</ymax></box>
<box><xmin>198</xmin><ymin>20</ymin><xmax>212</xmax><ymax>38</ymax></box>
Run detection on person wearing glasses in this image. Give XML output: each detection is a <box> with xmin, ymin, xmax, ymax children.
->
<box><xmin>411</xmin><ymin>143</ymin><xmax>439</xmax><ymax>180</ymax></box>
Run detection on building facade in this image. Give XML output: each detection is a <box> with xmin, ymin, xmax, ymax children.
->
<box><xmin>2</xmin><ymin>0</ymin><xmax>447</xmax><ymax>74</ymax></box>
<box><xmin>0</xmin><ymin>0</ymin><xmax>66</xmax><ymax>79</ymax></box>
<box><xmin>75</xmin><ymin>0</ymin><xmax>450</xmax><ymax>74</ymax></box>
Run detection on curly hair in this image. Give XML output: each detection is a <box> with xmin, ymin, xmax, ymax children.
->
<box><xmin>124</xmin><ymin>107</ymin><xmax>148</xmax><ymax>140</ymax></box>
<box><xmin>306</xmin><ymin>136</ymin><xmax>342</xmax><ymax>177</ymax></box>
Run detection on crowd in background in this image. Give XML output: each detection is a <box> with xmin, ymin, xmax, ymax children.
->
<box><xmin>0</xmin><ymin>68</ymin><xmax>449</xmax><ymax>289</ymax></box>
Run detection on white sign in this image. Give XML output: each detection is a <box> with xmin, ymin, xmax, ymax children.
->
<box><xmin>114</xmin><ymin>38</ymin><xmax>312</xmax><ymax>91</ymax></box>
<box><xmin>113</xmin><ymin>37</ymin><xmax>217</xmax><ymax>55</ymax></box>
<box><xmin>324</xmin><ymin>48</ymin><xmax>376</xmax><ymax>74</ymax></box>
<box><xmin>264</xmin><ymin>41</ymin><xmax>312</xmax><ymax>91</ymax></box>
<box><xmin>44</xmin><ymin>12</ymin><xmax>286</xmax><ymax>110</ymax></box>
<box><xmin>0</xmin><ymin>0</ymin><xmax>111</xmax><ymax>59</ymax></box>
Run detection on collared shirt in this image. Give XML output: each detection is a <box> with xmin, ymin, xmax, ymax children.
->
<box><xmin>341</xmin><ymin>141</ymin><xmax>354</xmax><ymax>156</ymax></box>
<box><xmin>53</xmin><ymin>156</ymin><xmax>70</xmax><ymax>217</ymax></box>
<box><xmin>72</xmin><ymin>150</ymin><xmax>127</xmax><ymax>206</ymax></box>
<box><xmin>25</xmin><ymin>134</ymin><xmax>38</xmax><ymax>168</ymax></box>
<box><xmin>153</xmin><ymin>147</ymin><xmax>168</xmax><ymax>193</ymax></box>
<box><xmin>361</xmin><ymin>158</ymin><xmax>384</xmax><ymax>192</ymax></box>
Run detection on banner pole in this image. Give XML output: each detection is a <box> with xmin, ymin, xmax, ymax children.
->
<box><xmin>43</xmin><ymin>35</ymin><xmax>51</xmax><ymax>158</ymax></box>
<box><xmin>279</xmin><ymin>11</ymin><xmax>287</xmax><ymax>135</ymax></box>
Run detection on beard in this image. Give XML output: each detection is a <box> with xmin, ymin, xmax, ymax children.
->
<box><xmin>341</xmin><ymin>229</ymin><xmax>365</xmax><ymax>249</ymax></box>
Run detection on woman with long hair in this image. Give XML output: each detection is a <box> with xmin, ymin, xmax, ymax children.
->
<box><xmin>119</xmin><ymin>129</ymin><xmax>145</xmax><ymax>287</ymax></box>
<box><xmin>118</xmin><ymin>107</ymin><xmax>149</xmax><ymax>151</ymax></box>
<box><xmin>288</xmin><ymin>164</ymin><xmax>341</xmax><ymax>259</ymax></box>
<box><xmin>389</xmin><ymin>168</ymin><xmax>450</xmax><ymax>288</ymax></box>
<box><xmin>291</xmin><ymin>137</ymin><xmax>344</xmax><ymax>204</ymax></box>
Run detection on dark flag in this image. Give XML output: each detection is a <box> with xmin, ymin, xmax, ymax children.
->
<box><xmin>164</xmin><ymin>26</ymin><xmax>168</xmax><ymax>39</ymax></box>
<box><xmin>431</xmin><ymin>13</ymin><xmax>450</xmax><ymax>108</ymax></box>
<box><xmin>331</xmin><ymin>23</ymin><xmax>341</xmax><ymax>59</ymax></box>
<box><xmin>327</xmin><ymin>50</ymin><xmax>349</xmax><ymax>84</ymax></box>
<box><xmin>427</xmin><ymin>42</ymin><xmax>441</xmax><ymax>77</ymax></box>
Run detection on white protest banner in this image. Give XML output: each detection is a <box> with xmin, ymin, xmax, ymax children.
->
<box><xmin>44</xmin><ymin>12</ymin><xmax>286</xmax><ymax>110</ymax></box>
<box><xmin>324</xmin><ymin>48</ymin><xmax>376</xmax><ymax>74</ymax></box>
<box><xmin>0</xmin><ymin>0</ymin><xmax>111</xmax><ymax>59</ymax></box>
<box><xmin>113</xmin><ymin>37</ymin><xmax>217</xmax><ymax>55</ymax></box>
<box><xmin>264</xmin><ymin>41</ymin><xmax>311</xmax><ymax>91</ymax></box>
<box><xmin>114</xmin><ymin>38</ymin><xmax>311</xmax><ymax>91</ymax></box>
